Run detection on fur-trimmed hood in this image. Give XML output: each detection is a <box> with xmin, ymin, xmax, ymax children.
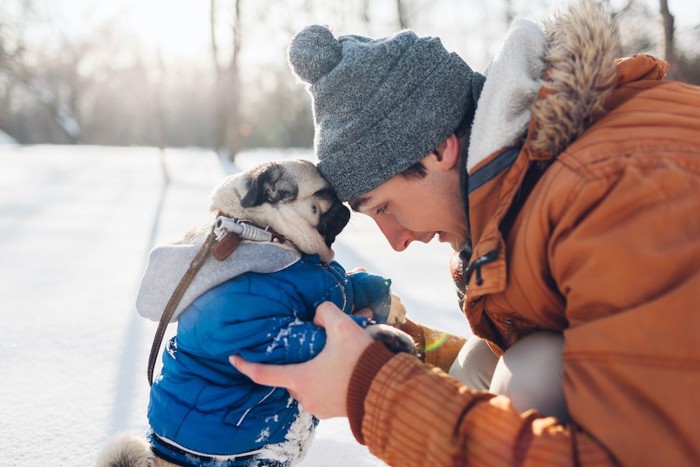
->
<box><xmin>468</xmin><ymin>1</ymin><xmax>620</xmax><ymax>169</ymax></box>
<box><xmin>530</xmin><ymin>1</ymin><xmax>620</xmax><ymax>157</ymax></box>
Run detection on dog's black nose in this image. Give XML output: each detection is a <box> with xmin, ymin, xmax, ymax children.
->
<box><xmin>318</xmin><ymin>202</ymin><xmax>351</xmax><ymax>247</ymax></box>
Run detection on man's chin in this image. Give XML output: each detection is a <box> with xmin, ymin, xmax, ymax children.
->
<box><xmin>438</xmin><ymin>232</ymin><xmax>464</xmax><ymax>251</ymax></box>
<box><xmin>449</xmin><ymin>240</ymin><xmax>462</xmax><ymax>251</ymax></box>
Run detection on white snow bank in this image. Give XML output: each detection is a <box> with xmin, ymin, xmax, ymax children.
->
<box><xmin>0</xmin><ymin>145</ymin><xmax>464</xmax><ymax>466</ymax></box>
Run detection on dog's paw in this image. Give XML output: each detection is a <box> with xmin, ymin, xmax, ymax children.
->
<box><xmin>366</xmin><ymin>324</ymin><xmax>417</xmax><ymax>355</ymax></box>
<box><xmin>386</xmin><ymin>292</ymin><xmax>407</xmax><ymax>325</ymax></box>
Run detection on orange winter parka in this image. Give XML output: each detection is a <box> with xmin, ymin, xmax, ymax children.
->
<box><xmin>347</xmin><ymin>3</ymin><xmax>700</xmax><ymax>466</ymax></box>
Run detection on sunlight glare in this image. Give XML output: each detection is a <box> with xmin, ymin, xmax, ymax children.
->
<box><xmin>123</xmin><ymin>0</ymin><xmax>212</xmax><ymax>61</ymax></box>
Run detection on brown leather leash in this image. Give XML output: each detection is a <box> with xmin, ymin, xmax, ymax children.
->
<box><xmin>146</xmin><ymin>217</ymin><xmax>288</xmax><ymax>386</ymax></box>
<box><xmin>147</xmin><ymin>226</ymin><xmax>219</xmax><ymax>386</ymax></box>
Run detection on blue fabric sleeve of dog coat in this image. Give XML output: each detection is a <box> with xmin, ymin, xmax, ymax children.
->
<box><xmin>347</xmin><ymin>272</ymin><xmax>392</xmax><ymax>324</ymax></box>
<box><xmin>350</xmin><ymin>314</ymin><xmax>370</xmax><ymax>328</ymax></box>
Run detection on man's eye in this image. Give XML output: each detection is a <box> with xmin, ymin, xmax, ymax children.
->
<box><xmin>375</xmin><ymin>205</ymin><xmax>387</xmax><ymax>215</ymax></box>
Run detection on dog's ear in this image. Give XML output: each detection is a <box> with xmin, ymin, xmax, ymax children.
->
<box><xmin>240</xmin><ymin>162</ymin><xmax>299</xmax><ymax>208</ymax></box>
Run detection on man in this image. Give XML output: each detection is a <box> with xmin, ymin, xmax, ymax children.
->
<box><xmin>232</xmin><ymin>2</ymin><xmax>700</xmax><ymax>465</ymax></box>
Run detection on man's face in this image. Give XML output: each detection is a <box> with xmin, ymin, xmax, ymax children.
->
<box><xmin>349</xmin><ymin>151</ymin><xmax>468</xmax><ymax>252</ymax></box>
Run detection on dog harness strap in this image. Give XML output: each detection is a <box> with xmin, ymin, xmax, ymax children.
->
<box><xmin>147</xmin><ymin>227</ymin><xmax>218</xmax><ymax>386</ymax></box>
<box><xmin>212</xmin><ymin>232</ymin><xmax>242</xmax><ymax>260</ymax></box>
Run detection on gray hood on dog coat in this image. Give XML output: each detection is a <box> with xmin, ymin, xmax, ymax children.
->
<box><xmin>136</xmin><ymin>241</ymin><xmax>301</xmax><ymax>323</ymax></box>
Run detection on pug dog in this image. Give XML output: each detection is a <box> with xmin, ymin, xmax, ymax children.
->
<box><xmin>98</xmin><ymin>159</ymin><xmax>413</xmax><ymax>467</ymax></box>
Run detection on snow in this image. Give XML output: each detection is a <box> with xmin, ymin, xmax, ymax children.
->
<box><xmin>0</xmin><ymin>129</ymin><xmax>17</xmax><ymax>145</ymax></box>
<box><xmin>257</xmin><ymin>408</ymin><xmax>315</xmax><ymax>465</ymax></box>
<box><xmin>0</xmin><ymin>145</ymin><xmax>469</xmax><ymax>466</ymax></box>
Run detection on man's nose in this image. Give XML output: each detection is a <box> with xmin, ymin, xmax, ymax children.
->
<box><xmin>375</xmin><ymin>217</ymin><xmax>416</xmax><ymax>252</ymax></box>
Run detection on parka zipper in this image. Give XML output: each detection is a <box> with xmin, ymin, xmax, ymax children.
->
<box><xmin>323</xmin><ymin>262</ymin><xmax>348</xmax><ymax>311</ymax></box>
<box><xmin>506</xmin><ymin>318</ymin><xmax>513</xmax><ymax>345</ymax></box>
<box><xmin>465</xmin><ymin>249</ymin><xmax>499</xmax><ymax>286</ymax></box>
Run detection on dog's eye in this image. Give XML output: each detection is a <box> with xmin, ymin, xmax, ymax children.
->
<box><xmin>312</xmin><ymin>205</ymin><xmax>318</xmax><ymax>215</ymax></box>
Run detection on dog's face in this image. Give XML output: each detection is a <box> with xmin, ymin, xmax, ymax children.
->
<box><xmin>209</xmin><ymin>159</ymin><xmax>350</xmax><ymax>263</ymax></box>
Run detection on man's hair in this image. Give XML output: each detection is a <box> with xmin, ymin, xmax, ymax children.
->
<box><xmin>398</xmin><ymin>108</ymin><xmax>474</xmax><ymax>180</ymax></box>
<box><xmin>399</xmin><ymin>161</ymin><xmax>428</xmax><ymax>179</ymax></box>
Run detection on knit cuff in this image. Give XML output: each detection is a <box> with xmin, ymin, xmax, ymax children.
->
<box><xmin>346</xmin><ymin>341</ymin><xmax>396</xmax><ymax>444</ymax></box>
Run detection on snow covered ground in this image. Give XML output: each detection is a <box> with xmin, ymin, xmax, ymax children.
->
<box><xmin>0</xmin><ymin>130</ymin><xmax>17</xmax><ymax>145</ymax></box>
<box><xmin>0</xmin><ymin>145</ymin><xmax>468</xmax><ymax>466</ymax></box>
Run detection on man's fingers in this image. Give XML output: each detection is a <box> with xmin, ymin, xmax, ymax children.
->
<box><xmin>348</xmin><ymin>267</ymin><xmax>367</xmax><ymax>274</ymax></box>
<box><xmin>230</xmin><ymin>302</ymin><xmax>374</xmax><ymax>419</ymax></box>
<box><xmin>313</xmin><ymin>301</ymin><xmax>345</xmax><ymax>327</ymax></box>
<box><xmin>314</xmin><ymin>301</ymin><xmax>361</xmax><ymax>333</ymax></box>
<box><xmin>230</xmin><ymin>356</ymin><xmax>296</xmax><ymax>390</ymax></box>
<box><xmin>315</xmin><ymin>301</ymin><xmax>373</xmax><ymax>347</ymax></box>
<box><xmin>353</xmin><ymin>307</ymin><xmax>374</xmax><ymax>319</ymax></box>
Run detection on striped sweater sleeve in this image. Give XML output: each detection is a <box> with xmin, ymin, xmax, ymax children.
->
<box><xmin>347</xmin><ymin>348</ymin><xmax>616</xmax><ymax>466</ymax></box>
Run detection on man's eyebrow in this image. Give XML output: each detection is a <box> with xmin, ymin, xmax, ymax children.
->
<box><xmin>349</xmin><ymin>196</ymin><xmax>369</xmax><ymax>212</ymax></box>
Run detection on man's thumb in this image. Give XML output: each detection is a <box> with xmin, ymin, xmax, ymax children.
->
<box><xmin>313</xmin><ymin>301</ymin><xmax>343</xmax><ymax>328</ymax></box>
<box><xmin>230</xmin><ymin>356</ymin><xmax>295</xmax><ymax>389</ymax></box>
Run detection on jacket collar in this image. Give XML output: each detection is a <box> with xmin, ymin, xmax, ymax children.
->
<box><xmin>467</xmin><ymin>18</ymin><xmax>546</xmax><ymax>172</ymax></box>
<box><xmin>463</xmin><ymin>2</ymin><xmax>623</xmax><ymax>298</ymax></box>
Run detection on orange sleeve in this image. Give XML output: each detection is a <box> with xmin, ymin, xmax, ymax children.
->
<box><xmin>398</xmin><ymin>318</ymin><xmax>466</xmax><ymax>372</ymax></box>
<box><xmin>353</xmin><ymin>351</ymin><xmax>615</xmax><ymax>466</ymax></box>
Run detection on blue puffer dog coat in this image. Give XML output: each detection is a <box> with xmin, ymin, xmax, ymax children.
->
<box><xmin>138</xmin><ymin>241</ymin><xmax>391</xmax><ymax>466</ymax></box>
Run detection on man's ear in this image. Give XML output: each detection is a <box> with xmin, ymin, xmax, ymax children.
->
<box><xmin>240</xmin><ymin>162</ymin><xmax>298</xmax><ymax>207</ymax></box>
<box><xmin>429</xmin><ymin>133</ymin><xmax>460</xmax><ymax>171</ymax></box>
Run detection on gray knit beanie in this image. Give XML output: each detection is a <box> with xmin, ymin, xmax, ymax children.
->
<box><xmin>288</xmin><ymin>25</ymin><xmax>484</xmax><ymax>201</ymax></box>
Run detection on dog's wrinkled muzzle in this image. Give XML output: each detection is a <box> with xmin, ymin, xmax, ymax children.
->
<box><xmin>318</xmin><ymin>202</ymin><xmax>351</xmax><ymax>247</ymax></box>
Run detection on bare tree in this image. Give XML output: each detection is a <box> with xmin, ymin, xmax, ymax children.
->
<box><xmin>13</xmin><ymin>30</ymin><xmax>88</xmax><ymax>144</ymax></box>
<box><xmin>396</xmin><ymin>0</ymin><xmax>409</xmax><ymax>29</ymax></box>
<box><xmin>504</xmin><ymin>0</ymin><xmax>515</xmax><ymax>25</ymax></box>
<box><xmin>0</xmin><ymin>0</ymin><xmax>33</xmax><ymax>139</ymax></box>
<box><xmin>659</xmin><ymin>0</ymin><xmax>683</xmax><ymax>80</ymax></box>
<box><xmin>360</xmin><ymin>0</ymin><xmax>371</xmax><ymax>26</ymax></box>
<box><xmin>210</xmin><ymin>0</ymin><xmax>243</xmax><ymax>162</ymax></box>
<box><xmin>1</xmin><ymin>5</ymin><xmax>130</xmax><ymax>144</ymax></box>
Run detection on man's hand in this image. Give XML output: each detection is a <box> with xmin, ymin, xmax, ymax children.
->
<box><xmin>230</xmin><ymin>301</ymin><xmax>373</xmax><ymax>419</ymax></box>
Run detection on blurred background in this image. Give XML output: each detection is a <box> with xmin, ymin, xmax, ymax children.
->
<box><xmin>1</xmin><ymin>0</ymin><xmax>698</xmax><ymax>158</ymax></box>
<box><xmin>1</xmin><ymin>1</ymin><xmax>699</xmax><ymax>464</ymax></box>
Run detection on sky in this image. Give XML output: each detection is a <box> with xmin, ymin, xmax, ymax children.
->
<box><xmin>24</xmin><ymin>0</ymin><xmax>700</xmax><ymax>74</ymax></box>
<box><xmin>0</xmin><ymin>143</ymin><xmax>458</xmax><ymax>466</ymax></box>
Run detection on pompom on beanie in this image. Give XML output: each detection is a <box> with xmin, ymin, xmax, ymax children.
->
<box><xmin>288</xmin><ymin>25</ymin><xmax>484</xmax><ymax>201</ymax></box>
